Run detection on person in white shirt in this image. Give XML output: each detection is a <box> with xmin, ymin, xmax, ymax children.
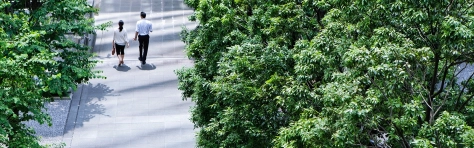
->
<box><xmin>134</xmin><ymin>12</ymin><xmax>153</xmax><ymax>65</ymax></box>
<box><xmin>113</xmin><ymin>20</ymin><xmax>130</xmax><ymax>66</ymax></box>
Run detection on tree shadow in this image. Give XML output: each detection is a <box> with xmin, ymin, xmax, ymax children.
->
<box><xmin>114</xmin><ymin>64</ymin><xmax>131</xmax><ymax>72</ymax></box>
<box><xmin>75</xmin><ymin>83</ymin><xmax>113</xmax><ymax>121</ymax></box>
<box><xmin>136</xmin><ymin>63</ymin><xmax>156</xmax><ymax>70</ymax></box>
<box><xmin>61</xmin><ymin>83</ymin><xmax>113</xmax><ymax>138</ymax></box>
<box><xmin>24</xmin><ymin>83</ymin><xmax>113</xmax><ymax>146</ymax></box>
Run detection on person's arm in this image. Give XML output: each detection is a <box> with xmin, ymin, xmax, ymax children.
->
<box><xmin>134</xmin><ymin>32</ymin><xmax>138</xmax><ymax>41</ymax></box>
<box><xmin>134</xmin><ymin>22</ymin><xmax>139</xmax><ymax>41</ymax></box>
<box><xmin>124</xmin><ymin>30</ymin><xmax>130</xmax><ymax>48</ymax></box>
<box><xmin>113</xmin><ymin>31</ymin><xmax>116</xmax><ymax>49</ymax></box>
<box><xmin>149</xmin><ymin>22</ymin><xmax>153</xmax><ymax>32</ymax></box>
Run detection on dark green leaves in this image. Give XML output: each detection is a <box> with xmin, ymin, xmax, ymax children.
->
<box><xmin>179</xmin><ymin>0</ymin><xmax>474</xmax><ymax>147</ymax></box>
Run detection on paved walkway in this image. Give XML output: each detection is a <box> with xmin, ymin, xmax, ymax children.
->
<box><xmin>61</xmin><ymin>0</ymin><xmax>197</xmax><ymax>147</ymax></box>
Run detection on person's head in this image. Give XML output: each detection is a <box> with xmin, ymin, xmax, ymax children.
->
<box><xmin>140</xmin><ymin>12</ymin><xmax>146</xmax><ymax>18</ymax></box>
<box><xmin>118</xmin><ymin>20</ymin><xmax>124</xmax><ymax>32</ymax></box>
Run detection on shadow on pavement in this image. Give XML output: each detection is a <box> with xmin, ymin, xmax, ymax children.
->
<box><xmin>114</xmin><ymin>64</ymin><xmax>131</xmax><ymax>72</ymax></box>
<box><xmin>137</xmin><ymin>63</ymin><xmax>156</xmax><ymax>70</ymax></box>
<box><xmin>63</xmin><ymin>83</ymin><xmax>112</xmax><ymax>134</ymax></box>
<box><xmin>79</xmin><ymin>83</ymin><xmax>112</xmax><ymax>116</ymax></box>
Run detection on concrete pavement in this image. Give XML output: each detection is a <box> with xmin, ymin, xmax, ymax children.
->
<box><xmin>61</xmin><ymin>0</ymin><xmax>197</xmax><ymax>147</ymax></box>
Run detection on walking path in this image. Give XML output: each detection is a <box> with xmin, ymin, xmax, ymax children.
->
<box><xmin>61</xmin><ymin>0</ymin><xmax>197</xmax><ymax>147</ymax></box>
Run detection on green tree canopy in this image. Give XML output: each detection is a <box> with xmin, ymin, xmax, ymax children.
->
<box><xmin>178</xmin><ymin>0</ymin><xmax>474</xmax><ymax>147</ymax></box>
<box><xmin>0</xmin><ymin>0</ymin><xmax>103</xmax><ymax>146</ymax></box>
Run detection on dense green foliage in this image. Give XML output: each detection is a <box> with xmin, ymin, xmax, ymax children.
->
<box><xmin>0</xmin><ymin>0</ymin><xmax>103</xmax><ymax>146</ymax></box>
<box><xmin>178</xmin><ymin>0</ymin><xmax>474</xmax><ymax>147</ymax></box>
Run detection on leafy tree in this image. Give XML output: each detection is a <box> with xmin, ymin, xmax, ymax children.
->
<box><xmin>178</xmin><ymin>0</ymin><xmax>474</xmax><ymax>147</ymax></box>
<box><xmin>0</xmin><ymin>0</ymin><xmax>104</xmax><ymax>146</ymax></box>
<box><xmin>178</xmin><ymin>0</ymin><xmax>323</xmax><ymax>147</ymax></box>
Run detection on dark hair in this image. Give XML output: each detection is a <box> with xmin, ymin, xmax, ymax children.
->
<box><xmin>118</xmin><ymin>20</ymin><xmax>124</xmax><ymax>32</ymax></box>
<box><xmin>140</xmin><ymin>12</ymin><xmax>146</xmax><ymax>18</ymax></box>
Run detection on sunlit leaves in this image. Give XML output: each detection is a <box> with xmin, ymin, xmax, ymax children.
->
<box><xmin>416</xmin><ymin>112</ymin><xmax>474</xmax><ymax>147</ymax></box>
<box><xmin>179</xmin><ymin>0</ymin><xmax>325</xmax><ymax>147</ymax></box>
<box><xmin>0</xmin><ymin>0</ymin><xmax>102</xmax><ymax>146</ymax></box>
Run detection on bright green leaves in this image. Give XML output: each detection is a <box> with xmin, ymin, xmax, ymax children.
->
<box><xmin>0</xmin><ymin>0</ymin><xmax>102</xmax><ymax>146</ymax></box>
<box><xmin>441</xmin><ymin>16</ymin><xmax>474</xmax><ymax>42</ymax></box>
<box><xmin>175</xmin><ymin>67</ymin><xmax>198</xmax><ymax>100</ymax></box>
<box><xmin>179</xmin><ymin>0</ymin><xmax>325</xmax><ymax>147</ymax></box>
<box><xmin>36</xmin><ymin>0</ymin><xmax>97</xmax><ymax>38</ymax></box>
<box><xmin>415</xmin><ymin>112</ymin><xmax>474</xmax><ymax>147</ymax></box>
<box><xmin>274</xmin><ymin>115</ymin><xmax>330</xmax><ymax>148</ymax></box>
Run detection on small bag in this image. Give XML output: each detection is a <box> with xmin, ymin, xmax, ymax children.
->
<box><xmin>112</xmin><ymin>48</ymin><xmax>115</xmax><ymax>55</ymax></box>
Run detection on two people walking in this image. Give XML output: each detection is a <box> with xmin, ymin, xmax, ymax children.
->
<box><xmin>112</xmin><ymin>12</ymin><xmax>153</xmax><ymax>66</ymax></box>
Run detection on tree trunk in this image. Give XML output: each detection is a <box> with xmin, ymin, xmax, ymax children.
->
<box><xmin>427</xmin><ymin>52</ymin><xmax>440</xmax><ymax>123</ymax></box>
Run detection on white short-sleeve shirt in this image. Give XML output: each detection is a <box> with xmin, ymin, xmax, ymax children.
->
<box><xmin>136</xmin><ymin>19</ymin><xmax>153</xmax><ymax>35</ymax></box>
<box><xmin>114</xmin><ymin>28</ymin><xmax>129</xmax><ymax>45</ymax></box>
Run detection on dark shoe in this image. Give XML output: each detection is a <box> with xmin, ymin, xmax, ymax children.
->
<box><xmin>142</xmin><ymin>61</ymin><xmax>146</xmax><ymax>65</ymax></box>
<box><xmin>138</xmin><ymin>57</ymin><xmax>142</xmax><ymax>61</ymax></box>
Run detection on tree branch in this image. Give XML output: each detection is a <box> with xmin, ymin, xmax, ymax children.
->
<box><xmin>433</xmin><ymin>67</ymin><xmax>457</xmax><ymax>118</ymax></box>
<box><xmin>455</xmin><ymin>70</ymin><xmax>474</xmax><ymax>108</ymax></box>
<box><xmin>454</xmin><ymin>63</ymin><xmax>469</xmax><ymax>78</ymax></box>
<box><xmin>393</xmin><ymin>123</ymin><xmax>411</xmax><ymax>148</ymax></box>
<box><xmin>427</xmin><ymin>53</ymin><xmax>440</xmax><ymax>122</ymax></box>
<box><xmin>445</xmin><ymin>0</ymin><xmax>454</xmax><ymax>15</ymax></box>
<box><xmin>432</xmin><ymin>60</ymin><xmax>449</xmax><ymax>98</ymax></box>
<box><xmin>458</xmin><ymin>94</ymin><xmax>474</xmax><ymax>112</ymax></box>
<box><xmin>461</xmin><ymin>2</ymin><xmax>474</xmax><ymax>15</ymax></box>
<box><xmin>431</xmin><ymin>60</ymin><xmax>464</xmax><ymax>97</ymax></box>
<box><xmin>416</xmin><ymin>26</ymin><xmax>431</xmax><ymax>47</ymax></box>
